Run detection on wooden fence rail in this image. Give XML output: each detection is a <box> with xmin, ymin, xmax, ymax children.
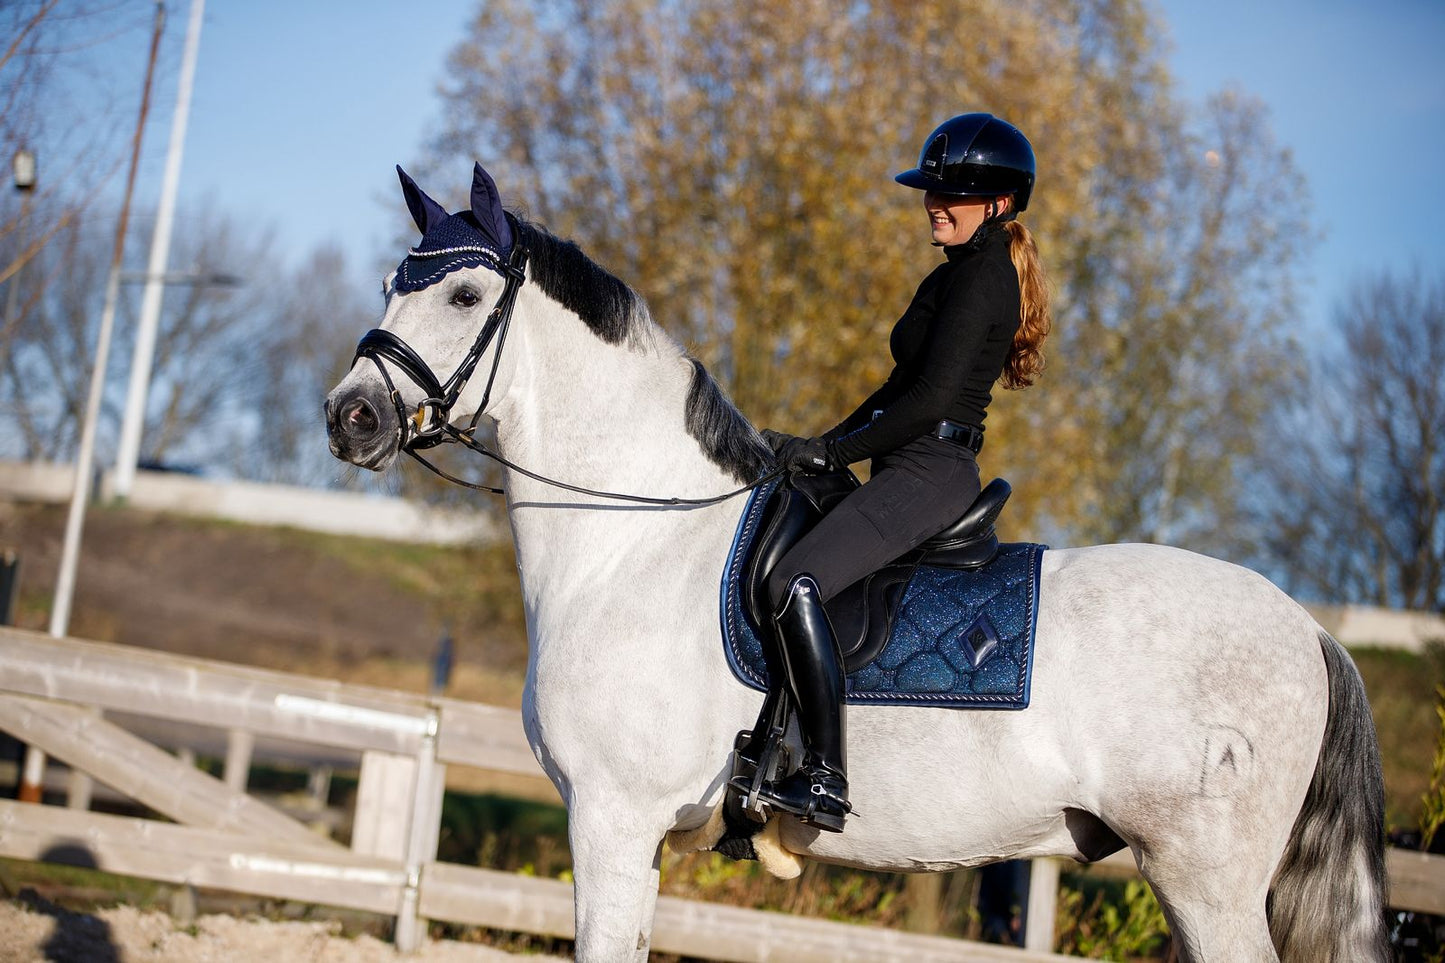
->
<box><xmin>1</xmin><ymin>625</ymin><xmax>1441</xmax><ymax>960</ymax></box>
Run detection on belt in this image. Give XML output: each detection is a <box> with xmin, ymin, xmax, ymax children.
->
<box><xmin>933</xmin><ymin>420</ymin><xmax>984</xmax><ymax>453</ymax></box>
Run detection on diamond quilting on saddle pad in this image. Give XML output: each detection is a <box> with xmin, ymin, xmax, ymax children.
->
<box><xmin>847</xmin><ymin>555</ymin><xmax>1041</xmax><ymax>706</ymax></box>
<box><xmin>720</xmin><ymin>481</ymin><xmax>1045</xmax><ymax>711</ymax></box>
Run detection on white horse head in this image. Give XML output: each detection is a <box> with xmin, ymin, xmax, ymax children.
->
<box><xmin>326</xmin><ymin>163</ymin><xmax>525</xmax><ymax>471</ymax></box>
<box><xmin>326</xmin><ymin>162</ymin><xmax>770</xmax><ymax>499</ymax></box>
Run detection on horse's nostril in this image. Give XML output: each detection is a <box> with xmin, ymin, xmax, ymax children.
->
<box><xmin>342</xmin><ymin>397</ymin><xmax>378</xmax><ymax>435</ymax></box>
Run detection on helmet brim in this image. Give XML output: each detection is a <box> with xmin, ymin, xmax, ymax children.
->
<box><xmin>895</xmin><ymin>168</ymin><xmax>950</xmax><ymax>192</ymax></box>
<box><xmin>895</xmin><ymin>168</ymin><xmax>1016</xmax><ymax>198</ymax></box>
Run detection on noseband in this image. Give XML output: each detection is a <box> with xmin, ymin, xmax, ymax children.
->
<box><xmin>353</xmin><ymin>227</ymin><xmax>530</xmax><ymax>453</ymax></box>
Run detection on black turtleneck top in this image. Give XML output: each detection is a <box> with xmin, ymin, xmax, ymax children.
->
<box><xmin>824</xmin><ymin>222</ymin><xmax>1021</xmax><ymax>466</ymax></box>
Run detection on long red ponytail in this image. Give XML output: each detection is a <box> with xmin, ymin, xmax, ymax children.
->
<box><xmin>1000</xmin><ymin>219</ymin><xmax>1050</xmax><ymax>389</ymax></box>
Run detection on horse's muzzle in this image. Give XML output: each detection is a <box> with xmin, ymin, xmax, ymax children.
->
<box><xmin>325</xmin><ymin>387</ymin><xmax>399</xmax><ymax>470</ymax></box>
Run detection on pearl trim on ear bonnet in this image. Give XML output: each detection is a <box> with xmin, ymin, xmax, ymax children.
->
<box><xmin>393</xmin><ymin>163</ymin><xmax>515</xmax><ymax>293</ymax></box>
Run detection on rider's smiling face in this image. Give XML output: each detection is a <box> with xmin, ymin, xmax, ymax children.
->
<box><xmin>923</xmin><ymin>191</ymin><xmax>1009</xmax><ymax>247</ymax></box>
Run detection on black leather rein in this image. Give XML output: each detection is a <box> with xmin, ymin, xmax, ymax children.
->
<box><xmin>351</xmin><ymin>236</ymin><xmax>778</xmax><ymax>507</ymax></box>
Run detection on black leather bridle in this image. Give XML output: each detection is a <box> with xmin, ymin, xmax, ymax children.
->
<box><xmin>350</xmin><ymin>229</ymin><xmax>777</xmax><ymax>506</ymax></box>
<box><xmin>354</xmin><ymin>224</ymin><xmax>530</xmax><ymax>455</ymax></box>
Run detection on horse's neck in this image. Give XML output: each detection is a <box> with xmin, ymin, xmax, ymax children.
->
<box><xmin>492</xmin><ymin>299</ymin><xmax>744</xmax><ymax>631</ymax></box>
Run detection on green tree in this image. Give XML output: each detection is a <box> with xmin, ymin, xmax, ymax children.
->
<box><xmin>431</xmin><ymin>0</ymin><xmax>1311</xmax><ymax>548</ymax></box>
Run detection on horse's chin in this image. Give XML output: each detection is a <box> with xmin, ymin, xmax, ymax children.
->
<box><xmin>357</xmin><ymin>449</ymin><xmax>399</xmax><ymax>472</ymax></box>
<box><xmin>328</xmin><ymin>436</ymin><xmax>399</xmax><ymax>472</ymax></box>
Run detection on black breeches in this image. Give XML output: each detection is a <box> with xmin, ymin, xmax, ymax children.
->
<box><xmin>765</xmin><ymin>437</ymin><xmax>981</xmax><ymax>611</ymax></box>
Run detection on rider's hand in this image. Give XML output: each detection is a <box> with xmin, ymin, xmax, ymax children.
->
<box><xmin>760</xmin><ymin>428</ymin><xmax>801</xmax><ymax>454</ymax></box>
<box><xmin>777</xmin><ymin>436</ymin><xmax>835</xmax><ymax>474</ymax></box>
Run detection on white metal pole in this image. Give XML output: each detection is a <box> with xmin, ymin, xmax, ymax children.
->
<box><xmin>114</xmin><ymin>0</ymin><xmax>205</xmax><ymax>497</ymax></box>
<box><xmin>50</xmin><ymin>267</ymin><xmax>125</xmax><ymax>637</ymax></box>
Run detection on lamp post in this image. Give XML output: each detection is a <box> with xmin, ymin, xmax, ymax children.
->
<box><xmin>31</xmin><ymin>1</ymin><xmax>164</xmax><ymax>812</ymax></box>
<box><xmin>4</xmin><ymin>148</ymin><xmax>37</xmax><ymax>336</ymax></box>
<box><xmin>7</xmin><ymin>147</ymin><xmax>40</xmax><ymax>804</ymax></box>
<box><xmin>2</xmin><ymin>150</ymin><xmax>34</xmax><ymax>623</ymax></box>
<box><xmin>12</xmin><ymin>148</ymin><xmax>35</xmax><ymax>190</ymax></box>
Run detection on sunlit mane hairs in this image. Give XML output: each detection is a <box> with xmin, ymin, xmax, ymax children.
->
<box><xmin>514</xmin><ymin>218</ymin><xmax>772</xmax><ymax>483</ymax></box>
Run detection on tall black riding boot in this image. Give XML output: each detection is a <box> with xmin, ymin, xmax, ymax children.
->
<box><xmin>755</xmin><ymin>573</ymin><xmax>851</xmax><ymax>832</ymax></box>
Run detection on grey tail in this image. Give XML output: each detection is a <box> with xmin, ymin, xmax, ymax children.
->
<box><xmin>1267</xmin><ymin>631</ymin><xmax>1389</xmax><ymax>962</ymax></box>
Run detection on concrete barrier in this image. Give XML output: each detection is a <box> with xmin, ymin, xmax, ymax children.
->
<box><xmin>0</xmin><ymin>460</ymin><xmax>78</xmax><ymax>504</ymax></box>
<box><xmin>4</xmin><ymin>459</ymin><xmax>1439</xmax><ymax>641</ymax></box>
<box><xmin>0</xmin><ymin>458</ymin><xmax>498</xmax><ymax>546</ymax></box>
<box><xmin>1307</xmin><ymin>603</ymin><xmax>1445</xmax><ymax>654</ymax></box>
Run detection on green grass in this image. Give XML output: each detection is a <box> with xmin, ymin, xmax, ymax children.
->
<box><xmin>1351</xmin><ymin>643</ymin><xmax>1445</xmax><ymax>831</ymax></box>
<box><xmin>255</xmin><ymin>521</ymin><xmax>529</xmax><ymax>654</ymax></box>
<box><xmin>0</xmin><ymin>856</ymin><xmax>168</xmax><ymax>911</ymax></box>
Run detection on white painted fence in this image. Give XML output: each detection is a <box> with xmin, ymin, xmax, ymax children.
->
<box><xmin>0</xmin><ymin>626</ymin><xmax>1080</xmax><ymax>960</ymax></box>
<box><xmin>2</xmin><ymin>625</ymin><xmax>1442</xmax><ymax>960</ymax></box>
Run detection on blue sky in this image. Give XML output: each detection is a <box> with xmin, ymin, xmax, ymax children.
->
<box><xmin>103</xmin><ymin>0</ymin><xmax>1445</xmax><ymax>333</ymax></box>
<box><xmin>1155</xmin><ymin>0</ymin><xmax>1445</xmax><ymax>332</ymax></box>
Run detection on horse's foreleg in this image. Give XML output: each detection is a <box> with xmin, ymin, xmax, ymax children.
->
<box><xmin>568</xmin><ymin>803</ymin><xmax>667</xmax><ymax>963</ymax></box>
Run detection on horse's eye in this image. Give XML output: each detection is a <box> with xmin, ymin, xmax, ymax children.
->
<box><xmin>450</xmin><ymin>287</ymin><xmax>480</xmax><ymax>308</ymax></box>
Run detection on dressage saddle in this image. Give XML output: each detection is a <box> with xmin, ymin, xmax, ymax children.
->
<box><xmin>741</xmin><ymin>470</ymin><xmax>1012</xmax><ymax>674</ymax></box>
<box><xmin>725</xmin><ymin>470</ymin><xmax>1013</xmax><ymax>827</ymax></box>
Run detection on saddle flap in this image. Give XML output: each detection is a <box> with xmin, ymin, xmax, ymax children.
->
<box><xmin>723</xmin><ymin>477</ymin><xmax>1045</xmax><ymax>709</ymax></box>
<box><xmin>741</xmin><ymin>470</ymin><xmax>859</xmax><ymax>632</ymax></box>
<box><xmin>831</xmin><ymin>566</ymin><xmax>914</xmax><ymax>673</ymax></box>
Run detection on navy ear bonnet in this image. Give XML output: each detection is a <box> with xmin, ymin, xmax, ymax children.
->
<box><xmin>393</xmin><ymin>163</ymin><xmax>515</xmax><ymax>293</ymax></box>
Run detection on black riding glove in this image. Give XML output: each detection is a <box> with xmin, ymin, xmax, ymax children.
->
<box><xmin>777</xmin><ymin>436</ymin><xmax>835</xmax><ymax>474</ymax></box>
<box><xmin>760</xmin><ymin>428</ymin><xmax>801</xmax><ymax>454</ymax></box>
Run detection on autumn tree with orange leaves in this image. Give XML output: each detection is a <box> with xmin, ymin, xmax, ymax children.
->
<box><xmin>428</xmin><ymin>0</ymin><xmax>1311</xmax><ymax>551</ymax></box>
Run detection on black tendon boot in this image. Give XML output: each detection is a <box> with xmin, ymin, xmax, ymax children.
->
<box><xmin>756</xmin><ymin>573</ymin><xmax>851</xmax><ymax>832</ymax></box>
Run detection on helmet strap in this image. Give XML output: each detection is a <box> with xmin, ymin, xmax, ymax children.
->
<box><xmin>984</xmin><ymin>195</ymin><xmax>1019</xmax><ymax>226</ymax></box>
<box><xmin>954</xmin><ymin>197</ymin><xmax>1016</xmax><ymax>249</ymax></box>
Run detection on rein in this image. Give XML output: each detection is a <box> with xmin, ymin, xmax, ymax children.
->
<box><xmin>352</xmin><ymin>229</ymin><xmax>780</xmax><ymax>508</ymax></box>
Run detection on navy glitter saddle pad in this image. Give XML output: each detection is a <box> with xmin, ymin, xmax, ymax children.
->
<box><xmin>720</xmin><ymin>480</ymin><xmax>1046</xmax><ymax>710</ymax></box>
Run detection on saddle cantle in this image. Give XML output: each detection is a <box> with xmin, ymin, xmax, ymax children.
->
<box><xmin>740</xmin><ymin>472</ymin><xmax>1014</xmax><ymax>673</ymax></box>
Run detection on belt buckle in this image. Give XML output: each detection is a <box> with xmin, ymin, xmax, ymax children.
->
<box><xmin>936</xmin><ymin>420</ymin><xmax>978</xmax><ymax>452</ymax></box>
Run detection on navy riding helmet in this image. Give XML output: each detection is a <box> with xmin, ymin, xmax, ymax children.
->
<box><xmin>895</xmin><ymin>113</ymin><xmax>1035</xmax><ymax>213</ymax></box>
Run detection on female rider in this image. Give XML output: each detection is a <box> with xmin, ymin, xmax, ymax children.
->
<box><xmin>755</xmin><ymin>113</ymin><xmax>1052</xmax><ymax>831</ymax></box>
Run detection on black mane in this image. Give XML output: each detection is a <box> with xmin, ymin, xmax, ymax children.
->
<box><xmin>514</xmin><ymin>219</ymin><xmax>772</xmax><ymax>483</ymax></box>
<box><xmin>515</xmin><ymin>219</ymin><xmax>641</xmax><ymax>346</ymax></box>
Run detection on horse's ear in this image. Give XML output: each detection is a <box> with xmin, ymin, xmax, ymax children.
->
<box><xmin>470</xmin><ymin>162</ymin><xmax>513</xmax><ymax>252</ymax></box>
<box><xmin>397</xmin><ymin>165</ymin><xmax>448</xmax><ymax>235</ymax></box>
